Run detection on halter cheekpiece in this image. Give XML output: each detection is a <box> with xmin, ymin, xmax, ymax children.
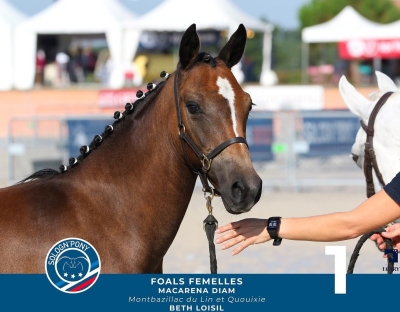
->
<box><xmin>360</xmin><ymin>91</ymin><xmax>393</xmax><ymax>198</ymax></box>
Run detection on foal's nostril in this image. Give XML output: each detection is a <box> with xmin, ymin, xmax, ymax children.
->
<box><xmin>352</xmin><ymin>153</ymin><xmax>359</xmax><ymax>163</ymax></box>
<box><xmin>231</xmin><ymin>181</ymin><xmax>246</xmax><ymax>204</ymax></box>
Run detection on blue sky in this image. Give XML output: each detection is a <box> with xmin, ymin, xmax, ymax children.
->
<box><xmin>7</xmin><ymin>0</ymin><xmax>310</xmax><ymax>29</ymax></box>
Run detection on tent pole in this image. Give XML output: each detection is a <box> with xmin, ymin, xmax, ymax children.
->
<box><xmin>301</xmin><ymin>42</ymin><xmax>309</xmax><ymax>85</ymax></box>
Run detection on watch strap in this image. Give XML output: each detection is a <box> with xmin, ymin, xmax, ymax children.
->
<box><xmin>267</xmin><ymin>217</ymin><xmax>282</xmax><ymax>246</ymax></box>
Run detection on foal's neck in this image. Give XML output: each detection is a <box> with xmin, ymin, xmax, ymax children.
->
<box><xmin>71</xmin><ymin>80</ymin><xmax>197</xmax><ymax>270</ymax></box>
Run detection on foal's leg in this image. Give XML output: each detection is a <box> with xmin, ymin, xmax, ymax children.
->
<box><xmin>154</xmin><ymin>258</ymin><xmax>163</xmax><ymax>274</ymax></box>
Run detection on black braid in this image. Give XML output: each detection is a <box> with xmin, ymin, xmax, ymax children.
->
<box><xmin>59</xmin><ymin>78</ymin><xmax>167</xmax><ymax>173</ymax></box>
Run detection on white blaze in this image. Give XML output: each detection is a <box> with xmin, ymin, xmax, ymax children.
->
<box><xmin>216</xmin><ymin>77</ymin><xmax>238</xmax><ymax>136</ymax></box>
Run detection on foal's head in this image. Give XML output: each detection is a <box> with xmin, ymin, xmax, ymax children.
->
<box><xmin>339</xmin><ymin>71</ymin><xmax>400</xmax><ymax>192</ymax></box>
<box><xmin>175</xmin><ymin>24</ymin><xmax>262</xmax><ymax>214</ymax></box>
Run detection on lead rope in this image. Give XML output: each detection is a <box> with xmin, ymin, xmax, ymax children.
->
<box><xmin>347</xmin><ymin>228</ymin><xmax>394</xmax><ymax>274</ymax></box>
<box><xmin>203</xmin><ymin>193</ymin><xmax>218</xmax><ymax>274</ymax></box>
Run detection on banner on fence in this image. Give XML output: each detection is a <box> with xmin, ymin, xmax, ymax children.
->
<box><xmin>302</xmin><ymin>115</ymin><xmax>360</xmax><ymax>157</ymax></box>
<box><xmin>67</xmin><ymin>119</ymin><xmax>110</xmax><ymax>158</ymax></box>
<box><xmin>247</xmin><ymin>118</ymin><xmax>274</xmax><ymax>161</ymax></box>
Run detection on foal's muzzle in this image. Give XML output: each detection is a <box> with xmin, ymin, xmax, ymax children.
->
<box><xmin>225</xmin><ymin>177</ymin><xmax>262</xmax><ymax>214</ymax></box>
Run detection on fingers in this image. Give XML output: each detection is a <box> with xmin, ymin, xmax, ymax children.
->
<box><xmin>370</xmin><ymin>233</ymin><xmax>380</xmax><ymax>241</ymax></box>
<box><xmin>378</xmin><ymin>242</ymin><xmax>387</xmax><ymax>251</ymax></box>
<box><xmin>382</xmin><ymin>227</ymin><xmax>400</xmax><ymax>239</ymax></box>
<box><xmin>231</xmin><ymin>241</ymin><xmax>251</xmax><ymax>256</ymax></box>
<box><xmin>216</xmin><ymin>228</ymin><xmax>241</xmax><ymax>244</ymax></box>
<box><xmin>220</xmin><ymin>235</ymin><xmax>248</xmax><ymax>252</ymax></box>
<box><xmin>216</xmin><ymin>221</ymin><xmax>241</xmax><ymax>234</ymax></box>
<box><xmin>370</xmin><ymin>233</ymin><xmax>388</xmax><ymax>251</ymax></box>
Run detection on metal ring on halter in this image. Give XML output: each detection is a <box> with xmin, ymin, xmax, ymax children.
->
<box><xmin>201</xmin><ymin>154</ymin><xmax>212</xmax><ymax>171</ymax></box>
<box><xmin>203</xmin><ymin>188</ymin><xmax>215</xmax><ymax>200</ymax></box>
<box><xmin>178</xmin><ymin>124</ymin><xmax>186</xmax><ymax>136</ymax></box>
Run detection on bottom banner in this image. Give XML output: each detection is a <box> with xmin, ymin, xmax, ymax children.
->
<box><xmin>0</xmin><ymin>274</ymin><xmax>397</xmax><ymax>311</ymax></box>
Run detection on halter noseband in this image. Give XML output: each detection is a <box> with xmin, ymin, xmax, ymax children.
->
<box><xmin>173</xmin><ymin>70</ymin><xmax>248</xmax><ymax>194</ymax></box>
<box><xmin>360</xmin><ymin>91</ymin><xmax>393</xmax><ymax>198</ymax></box>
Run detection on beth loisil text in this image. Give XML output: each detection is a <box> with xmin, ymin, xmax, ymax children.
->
<box><xmin>170</xmin><ymin>305</ymin><xmax>224</xmax><ymax>311</ymax></box>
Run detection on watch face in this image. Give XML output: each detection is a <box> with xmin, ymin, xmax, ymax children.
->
<box><xmin>268</xmin><ymin>220</ymin><xmax>279</xmax><ymax>229</ymax></box>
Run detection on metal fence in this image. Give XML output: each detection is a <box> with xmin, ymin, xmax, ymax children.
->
<box><xmin>6</xmin><ymin>115</ymin><xmax>110</xmax><ymax>185</ymax></box>
<box><xmin>6</xmin><ymin>111</ymin><xmax>365</xmax><ymax>190</ymax></box>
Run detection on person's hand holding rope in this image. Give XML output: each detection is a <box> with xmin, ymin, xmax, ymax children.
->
<box><xmin>371</xmin><ymin>223</ymin><xmax>400</xmax><ymax>251</ymax></box>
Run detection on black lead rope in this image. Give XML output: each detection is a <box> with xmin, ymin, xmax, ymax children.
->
<box><xmin>347</xmin><ymin>228</ymin><xmax>394</xmax><ymax>274</ymax></box>
<box><xmin>203</xmin><ymin>196</ymin><xmax>218</xmax><ymax>274</ymax></box>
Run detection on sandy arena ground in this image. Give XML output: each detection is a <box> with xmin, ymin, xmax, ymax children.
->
<box><xmin>164</xmin><ymin>185</ymin><xmax>391</xmax><ymax>274</ymax></box>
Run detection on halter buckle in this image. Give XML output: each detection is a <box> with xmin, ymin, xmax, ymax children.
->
<box><xmin>201</xmin><ymin>154</ymin><xmax>212</xmax><ymax>171</ymax></box>
<box><xmin>178</xmin><ymin>124</ymin><xmax>186</xmax><ymax>136</ymax></box>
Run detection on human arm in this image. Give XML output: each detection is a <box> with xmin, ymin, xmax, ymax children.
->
<box><xmin>216</xmin><ymin>189</ymin><xmax>400</xmax><ymax>255</ymax></box>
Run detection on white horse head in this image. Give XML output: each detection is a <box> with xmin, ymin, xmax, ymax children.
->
<box><xmin>339</xmin><ymin>71</ymin><xmax>400</xmax><ymax>194</ymax></box>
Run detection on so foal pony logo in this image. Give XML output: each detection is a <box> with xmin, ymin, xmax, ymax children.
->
<box><xmin>45</xmin><ymin>238</ymin><xmax>101</xmax><ymax>293</ymax></box>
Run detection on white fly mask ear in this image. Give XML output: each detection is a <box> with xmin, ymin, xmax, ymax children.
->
<box><xmin>376</xmin><ymin>71</ymin><xmax>398</xmax><ymax>93</ymax></box>
<box><xmin>339</xmin><ymin>75</ymin><xmax>374</xmax><ymax>123</ymax></box>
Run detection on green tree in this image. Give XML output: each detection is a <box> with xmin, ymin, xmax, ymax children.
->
<box><xmin>299</xmin><ymin>0</ymin><xmax>400</xmax><ymax>29</ymax></box>
<box><xmin>272</xmin><ymin>27</ymin><xmax>303</xmax><ymax>83</ymax></box>
<box><xmin>243</xmin><ymin>20</ymin><xmax>304</xmax><ymax>83</ymax></box>
<box><xmin>299</xmin><ymin>0</ymin><xmax>400</xmax><ymax>81</ymax></box>
<box><xmin>244</xmin><ymin>31</ymin><xmax>264</xmax><ymax>81</ymax></box>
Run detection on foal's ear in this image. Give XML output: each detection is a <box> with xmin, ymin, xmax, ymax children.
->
<box><xmin>218</xmin><ymin>24</ymin><xmax>247</xmax><ymax>69</ymax></box>
<box><xmin>339</xmin><ymin>75</ymin><xmax>373</xmax><ymax>121</ymax></box>
<box><xmin>376</xmin><ymin>71</ymin><xmax>398</xmax><ymax>93</ymax></box>
<box><xmin>179</xmin><ymin>24</ymin><xmax>200</xmax><ymax>70</ymax></box>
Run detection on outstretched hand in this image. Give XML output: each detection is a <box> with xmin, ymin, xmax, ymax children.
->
<box><xmin>370</xmin><ymin>223</ymin><xmax>400</xmax><ymax>253</ymax></box>
<box><xmin>215</xmin><ymin>219</ymin><xmax>270</xmax><ymax>255</ymax></box>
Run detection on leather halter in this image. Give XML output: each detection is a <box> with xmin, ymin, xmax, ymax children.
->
<box><xmin>173</xmin><ymin>70</ymin><xmax>248</xmax><ymax>194</ymax></box>
<box><xmin>360</xmin><ymin>91</ymin><xmax>393</xmax><ymax>198</ymax></box>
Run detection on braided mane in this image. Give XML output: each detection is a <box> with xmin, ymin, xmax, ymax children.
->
<box><xmin>19</xmin><ymin>77</ymin><xmax>168</xmax><ymax>183</ymax></box>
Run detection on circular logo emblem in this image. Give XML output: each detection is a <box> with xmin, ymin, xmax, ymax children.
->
<box><xmin>45</xmin><ymin>238</ymin><xmax>101</xmax><ymax>294</ymax></box>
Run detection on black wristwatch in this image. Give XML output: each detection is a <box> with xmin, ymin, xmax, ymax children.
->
<box><xmin>267</xmin><ymin>217</ymin><xmax>282</xmax><ymax>246</ymax></box>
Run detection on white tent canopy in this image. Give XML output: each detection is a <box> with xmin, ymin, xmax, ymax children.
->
<box><xmin>124</xmin><ymin>0</ymin><xmax>277</xmax><ymax>85</ymax></box>
<box><xmin>300</xmin><ymin>6</ymin><xmax>398</xmax><ymax>83</ymax></box>
<box><xmin>302</xmin><ymin>6</ymin><xmax>385</xmax><ymax>43</ymax></box>
<box><xmin>0</xmin><ymin>0</ymin><xmax>26</xmax><ymax>91</ymax></box>
<box><xmin>14</xmin><ymin>0</ymin><xmax>137</xmax><ymax>90</ymax></box>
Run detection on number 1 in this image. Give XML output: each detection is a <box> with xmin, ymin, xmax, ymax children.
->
<box><xmin>325</xmin><ymin>246</ymin><xmax>346</xmax><ymax>294</ymax></box>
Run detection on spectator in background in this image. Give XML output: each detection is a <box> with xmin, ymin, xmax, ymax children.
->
<box><xmin>242</xmin><ymin>56</ymin><xmax>256</xmax><ymax>82</ymax></box>
<box><xmin>35</xmin><ymin>49</ymin><xmax>46</xmax><ymax>85</ymax></box>
<box><xmin>67</xmin><ymin>48</ymin><xmax>84</xmax><ymax>84</ymax></box>
<box><xmin>94</xmin><ymin>49</ymin><xmax>113</xmax><ymax>86</ymax></box>
<box><xmin>332</xmin><ymin>59</ymin><xmax>349</xmax><ymax>85</ymax></box>
<box><xmin>55</xmin><ymin>50</ymin><xmax>70</xmax><ymax>87</ymax></box>
<box><xmin>81</xmin><ymin>47</ymin><xmax>97</xmax><ymax>81</ymax></box>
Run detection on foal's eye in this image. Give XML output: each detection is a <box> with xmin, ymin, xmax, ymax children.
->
<box><xmin>186</xmin><ymin>103</ymin><xmax>200</xmax><ymax>114</ymax></box>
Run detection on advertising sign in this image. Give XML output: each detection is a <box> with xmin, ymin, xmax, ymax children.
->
<box><xmin>339</xmin><ymin>38</ymin><xmax>400</xmax><ymax>59</ymax></box>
